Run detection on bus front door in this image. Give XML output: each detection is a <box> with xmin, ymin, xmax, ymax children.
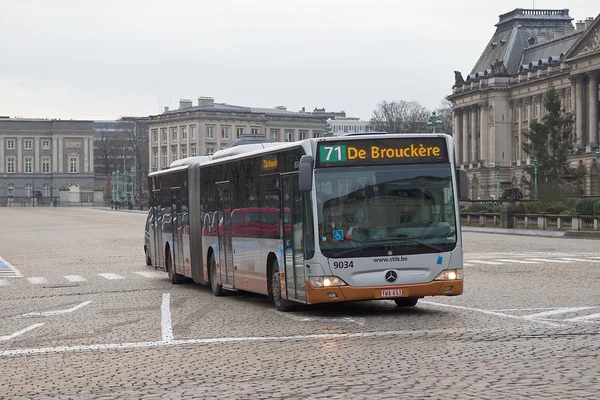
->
<box><xmin>152</xmin><ymin>190</ymin><xmax>164</xmax><ymax>271</ymax></box>
<box><xmin>171</xmin><ymin>188</ymin><xmax>183</xmax><ymax>274</ymax></box>
<box><xmin>216</xmin><ymin>181</ymin><xmax>234</xmax><ymax>287</ymax></box>
<box><xmin>281</xmin><ymin>173</ymin><xmax>306</xmax><ymax>302</ymax></box>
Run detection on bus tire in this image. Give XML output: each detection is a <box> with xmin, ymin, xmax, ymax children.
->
<box><xmin>394</xmin><ymin>297</ymin><xmax>419</xmax><ymax>307</ymax></box>
<box><xmin>210</xmin><ymin>252</ymin><xmax>223</xmax><ymax>296</ymax></box>
<box><xmin>145</xmin><ymin>246</ymin><xmax>152</xmax><ymax>266</ymax></box>
<box><xmin>271</xmin><ymin>262</ymin><xmax>293</xmax><ymax>312</ymax></box>
<box><xmin>167</xmin><ymin>251</ymin><xmax>182</xmax><ymax>284</ymax></box>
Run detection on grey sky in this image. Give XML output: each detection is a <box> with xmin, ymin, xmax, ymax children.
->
<box><xmin>0</xmin><ymin>0</ymin><xmax>597</xmax><ymax>121</ymax></box>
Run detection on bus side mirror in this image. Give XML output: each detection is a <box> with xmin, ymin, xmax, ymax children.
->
<box><xmin>457</xmin><ymin>169</ymin><xmax>468</xmax><ymax>200</ymax></box>
<box><xmin>299</xmin><ymin>155</ymin><xmax>314</xmax><ymax>192</ymax></box>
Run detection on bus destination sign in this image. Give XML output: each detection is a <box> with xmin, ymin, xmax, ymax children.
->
<box><xmin>316</xmin><ymin>137</ymin><xmax>448</xmax><ymax>167</ymax></box>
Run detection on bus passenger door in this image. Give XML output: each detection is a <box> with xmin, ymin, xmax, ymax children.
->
<box><xmin>171</xmin><ymin>188</ymin><xmax>183</xmax><ymax>274</ymax></box>
<box><xmin>216</xmin><ymin>181</ymin><xmax>234</xmax><ymax>286</ymax></box>
<box><xmin>152</xmin><ymin>190</ymin><xmax>164</xmax><ymax>271</ymax></box>
<box><xmin>281</xmin><ymin>173</ymin><xmax>306</xmax><ymax>302</ymax></box>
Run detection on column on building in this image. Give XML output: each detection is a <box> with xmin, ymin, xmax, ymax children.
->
<box><xmin>479</xmin><ymin>104</ymin><xmax>488</xmax><ymax>163</ymax></box>
<box><xmin>0</xmin><ymin>137</ymin><xmax>4</xmax><ymax>173</ymax></box>
<box><xmin>517</xmin><ymin>100</ymin><xmax>523</xmax><ymax>162</ymax></box>
<box><xmin>570</xmin><ymin>76</ymin><xmax>577</xmax><ymax>112</ymax></box>
<box><xmin>575</xmin><ymin>74</ymin><xmax>585</xmax><ymax>148</ymax></box>
<box><xmin>58</xmin><ymin>137</ymin><xmax>63</xmax><ymax>173</ymax></box>
<box><xmin>89</xmin><ymin>135</ymin><xmax>94</xmax><ymax>173</ymax></box>
<box><xmin>462</xmin><ymin>110</ymin><xmax>469</xmax><ymax>165</ymax></box>
<box><xmin>52</xmin><ymin>136</ymin><xmax>58</xmax><ymax>173</ymax></box>
<box><xmin>588</xmin><ymin>71</ymin><xmax>599</xmax><ymax>147</ymax></box>
<box><xmin>166</xmin><ymin>126</ymin><xmax>172</xmax><ymax>165</ymax></box>
<box><xmin>453</xmin><ymin>109</ymin><xmax>462</xmax><ymax>164</ymax></box>
<box><xmin>148</xmin><ymin>127</ymin><xmax>153</xmax><ymax>172</ymax></box>
<box><xmin>35</xmin><ymin>137</ymin><xmax>40</xmax><ymax>172</ymax></box>
<box><xmin>84</xmin><ymin>137</ymin><xmax>89</xmax><ymax>173</ymax></box>
<box><xmin>470</xmin><ymin>106</ymin><xmax>478</xmax><ymax>162</ymax></box>
<box><xmin>17</xmin><ymin>138</ymin><xmax>22</xmax><ymax>173</ymax></box>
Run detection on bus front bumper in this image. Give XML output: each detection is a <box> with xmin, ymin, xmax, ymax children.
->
<box><xmin>305</xmin><ymin>280</ymin><xmax>463</xmax><ymax>304</ymax></box>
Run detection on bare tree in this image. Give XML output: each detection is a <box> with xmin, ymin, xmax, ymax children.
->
<box><xmin>370</xmin><ymin>100</ymin><xmax>430</xmax><ymax>133</ymax></box>
<box><xmin>434</xmin><ymin>98</ymin><xmax>453</xmax><ymax>135</ymax></box>
<box><xmin>120</xmin><ymin>117</ymin><xmax>149</xmax><ymax>197</ymax></box>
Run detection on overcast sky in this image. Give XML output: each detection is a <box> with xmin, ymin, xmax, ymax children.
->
<box><xmin>0</xmin><ymin>0</ymin><xmax>597</xmax><ymax>121</ymax></box>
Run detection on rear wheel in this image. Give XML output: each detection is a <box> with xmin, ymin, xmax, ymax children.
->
<box><xmin>271</xmin><ymin>260</ymin><xmax>293</xmax><ymax>312</ymax></box>
<box><xmin>210</xmin><ymin>252</ymin><xmax>223</xmax><ymax>296</ymax></box>
<box><xmin>394</xmin><ymin>297</ymin><xmax>419</xmax><ymax>307</ymax></box>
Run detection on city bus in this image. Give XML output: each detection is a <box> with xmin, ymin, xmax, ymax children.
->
<box><xmin>145</xmin><ymin>133</ymin><xmax>468</xmax><ymax>311</ymax></box>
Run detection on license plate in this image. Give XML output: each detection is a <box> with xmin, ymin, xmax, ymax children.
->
<box><xmin>380</xmin><ymin>289</ymin><xmax>403</xmax><ymax>297</ymax></box>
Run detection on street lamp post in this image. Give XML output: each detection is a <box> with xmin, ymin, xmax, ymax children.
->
<box><xmin>427</xmin><ymin>111</ymin><xmax>443</xmax><ymax>133</ymax></box>
<box><xmin>495</xmin><ymin>162</ymin><xmax>500</xmax><ymax>199</ymax></box>
<box><xmin>533</xmin><ymin>157</ymin><xmax>538</xmax><ymax>200</ymax></box>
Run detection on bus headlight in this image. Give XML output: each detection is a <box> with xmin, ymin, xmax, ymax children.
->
<box><xmin>309</xmin><ymin>276</ymin><xmax>347</xmax><ymax>288</ymax></box>
<box><xmin>434</xmin><ymin>269</ymin><xmax>464</xmax><ymax>281</ymax></box>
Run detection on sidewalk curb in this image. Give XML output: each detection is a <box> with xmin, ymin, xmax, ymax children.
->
<box><xmin>462</xmin><ymin>226</ymin><xmax>600</xmax><ymax>239</ymax></box>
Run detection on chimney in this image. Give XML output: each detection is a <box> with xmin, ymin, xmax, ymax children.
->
<box><xmin>164</xmin><ymin>106</ymin><xmax>169</xmax><ymax>112</ymax></box>
<box><xmin>198</xmin><ymin>97</ymin><xmax>214</xmax><ymax>106</ymax></box>
<box><xmin>179</xmin><ymin>99</ymin><xmax>192</xmax><ymax>109</ymax></box>
<box><xmin>301</xmin><ymin>107</ymin><xmax>305</xmax><ymax>113</ymax></box>
<box><xmin>576</xmin><ymin>20</ymin><xmax>586</xmax><ymax>31</ymax></box>
<box><xmin>585</xmin><ymin>17</ymin><xmax>594</xmax><ymax>29</ymax></box>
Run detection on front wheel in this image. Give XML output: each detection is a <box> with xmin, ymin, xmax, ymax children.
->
<box><xmin>210</xmin><ymin>252</ymin><xmax>223</xmax><ymax>296</ymax></box>
<box><xmin>394</xmin><ymin>297</ymin><xmax>419</xmax><ymax>307</ymax></box>
<box><xmin>271</xmin><ymin>262</ymin><xmax>293</xmax><ymax>312</ymax></box>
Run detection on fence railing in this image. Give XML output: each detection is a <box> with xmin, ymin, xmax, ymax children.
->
<box><xmin>460</xmin><ymin>212</ymin><xmax>600</xmax><ymax>231</ymax></box>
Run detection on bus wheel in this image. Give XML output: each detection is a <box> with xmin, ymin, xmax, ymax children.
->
<box><xmin>271</xmin><ymin>265</ymin><xmax>293</xmax><ymax>312</ymax></box>
<box><xmin>145</xmin><ymin>247</ymin><xmax>152</xmax><ymax>266</ymax></box>
<box><xmin>394</xmin><ymin>297</ymin><xmax>419</xmax><ymax>307</ymax></box>
<box><xmin>167</xmin><ymin>252</ymin><xmax>181</xmax><ymax>284</ymax></box>
<box><xmin>210</xmin><ymin>253</ymin><xmax>223</xmax><ymax>296</ymax></box>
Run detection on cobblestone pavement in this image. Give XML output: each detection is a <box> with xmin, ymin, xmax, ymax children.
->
<box><xmin>0</xmin><ymin>208</ymin><xmax>599</xmax><ymax>399</ymax></box>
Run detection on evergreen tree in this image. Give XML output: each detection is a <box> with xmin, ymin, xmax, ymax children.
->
<box><xmin>522</xmin><ymin>85</ymin><xmax>575</xmax><ymax>186</ymax></box>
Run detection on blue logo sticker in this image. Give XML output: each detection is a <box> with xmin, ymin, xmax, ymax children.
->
<box><xmin>436</xmin><ymin>256</ymin><xmax>443</xmax><ymax>265</ymax></box>
<box><xmin>333</xmin><ymin>230</ymin><xmax>344</xmax><ymax>241</ymax></box>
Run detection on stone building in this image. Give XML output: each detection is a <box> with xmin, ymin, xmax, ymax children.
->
<box><xmin>447</xmin><ymin>8</ymin><xmax>600</xmax><ymax>199</ymax></box>
<box><xmin>147</xmin><ymin>97</ymin><xmax>328</xmax><ymax>171</ymax></box>
<box><xmin>0</xmin><ymin>117</ymin><xmax>95</xmax><ymax>205</ymax></box>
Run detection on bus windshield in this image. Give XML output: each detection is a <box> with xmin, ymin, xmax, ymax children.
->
<box><xmin>315</xmin><ymin>164</ymin><xmax>457</xmax><ymax>258</ymax></box>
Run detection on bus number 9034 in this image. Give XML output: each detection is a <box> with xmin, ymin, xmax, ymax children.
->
<box><xmin>333</xmin><ymin>261</ymin><xmax>354</xmax><ymax>269</ymax></box>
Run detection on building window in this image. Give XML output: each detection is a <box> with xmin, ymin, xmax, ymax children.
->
<box><xmin>152</xmin><ymin>129</ymin><xmax>158</xmax><ymax>143</ymax></box>
<box><xmin>191</xmin><ymin>145</ymin><xmax>197</xmax><ymax>157</ymax></box>
<box><xmin>182</xmin><ymin>147</ymin><xmax>187</xmax><ymax>158</ymax></box>
<box><xmin>251</xmin><ymin>128</ymin><xmax>259</xmax><ymax>135</ymax></box>
<box><xmin>221</xmin><ymin>126</ymin><xmax>229</xmax><ymax>139</ymax></box>
<box><xmin>236</xmin><ymin>127</ymin><xmax>244</xmax><ymax>138</ymax></box>
<box><xmin>207</xmin><ymin>126</ymin><xmax>214</xmax><ymax>139</ymax></box>
<box><xmin>6</xmin><ymin>140</ymin><xmax>15</xmax><ymax>149</ymax></box>
<box><xmin>162</xmin><ymin>148</ymin><xmax>167</xmax><ymax>168</ymax></box>
<box><xmin>285</xmin><ymin>130</ymin><xmax>294</xmax><ymax>142</ymax></box>
<box><xmin>7</xmin><ymin>183</ymin><xmax>15</xmax><ymax>196</ymax></box>
<box><xmin>171</xmin><ymin>127</ymin><xmax>177</xmax><ymax>141</ymax></box>
<box><xmin>25</xmin><ymin>157</ymin><xmax>33</xmax><ymax>173</ymax></box>
<box><xmin>161</xmin><ymin>128</ymin><xmax>167</xmax><ymax>142</ymax></box>
<box><xmin>42</xmin><ymin>157</ymin><xmax>51</xmax><ymax>173</ymax></box>
<box><xmin>24</xmin><ymin>140</ymin><xmax>33</xmax><ymax>150</ymax></box>
<box><xmin>43</xmin><ymin>184</ymin><xmax>51</xmax><ymax>198</ymax></box>
<box><xmin>270</xmin><ymin>130</ymin><xmax>279</xmax><ymax>141</ymax></box>
<box><xmin>299</xmin><ymin>131</ymin><xmax>308</xmax><ymax>140</ymax></box>
<box><xmin>190</xmin><ymin>125</ymin><xmax>196</xmax><ymax>139</ymax></box>
<box><xmin>42</xmin><ymin>139</ymin><xmax>51</xmax><ymax>150</ymax></box>
<box><xmin>172</xmin><ymin>145</ymin><xmax>178</xmax><ymax>162</ymax></box>
<box><xmin>7</xmin><ymin>157</ymin><xmax>15</xmax><ymax>173</ymax></box>
<box><xmin>206</xmin><ymin>147</ymin><xmax>214</xmax><ymax>156</ymax></box>
<box><xmin>69</xmin><ymin>157</ymin><xmax>78</xmax><ymax>173</ymax></box>
<box><xmin>181</xmin><ymin>126</ymin><xmax>187</xmax><ymax>140</ymax></box>
<box><xmin>153</xmin><ymin>150</ymin><xmax>158</xmax><ymax>170</ymax></box>
<box><xmin>25</xmin><ymin>183</ymin><xmax>32</xmax><ymax>197</ymax></box>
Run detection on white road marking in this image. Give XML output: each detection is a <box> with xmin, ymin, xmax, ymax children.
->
<box><xmin>0</xmin><ymin>323</ymin><xmax>45</xmax><ymax>342</ymax></box>
<box><xmin>272</xmin><ymin>310</ymin><xmax>365</xmax><ymax>326</ymax></box>
<box><xmin>0</xmin><ymin>256</ymin><xmax>23</xmax><ymax>278</ymax></box>
<box><xmin>135</xmin><ymin>271</ymin><xmax>164</xmax><ymax>278</ymax></box>
<box><xmin>0</xmin><ymin>327</ymin><xmax>507</xmax><ymax>357</ymax></box>
<box><xmin>98</xmin><ymin>273</ymin><xmax>125</xmax><ymax>280</ymax></box>
<box><xmin>161</xmin><ymin>293</ymin><xmax>173</xmax><ymax>342</ymax></box>
<box><xmin>467</xmin><ymin>260</ymin><xmax>504</xmax><ymax>265</ymax></box>
<box><xmin>14</xmin><ymin>301</ymin><xmax>93</xmax><ymax>318</ymax></box>
<box><xmin>64</xmin><ymin>275</ymin><xmax>87</xmax><ymax>282</ymax></box>
<box><xmin>564</xmin><ymin>313</ymin><xmax>600</xmax><ymax>322</ymax></box>
<box><xmin>522</xmin><ymin>307</ymin><xmax>596</xmax><ymax>320</ymax></box>
<box><xmin>0</xmin><ymin>279</ymin><xmax>8</xmax><ymax>286</ymax></box>
<box><xmin>420</xmin><ymin>301</ymin><xmax>564</xmax><ymax>327</ymax></box>
<box><xmin>488</xmin><ymin>308</ymin><xmax>555</xmax><ymax>312</ymax></box>
<box><xmin>557</xmin><ymin>258</ymin><xmax>600</xmax><ymax>263</ymax></box>
<box><xmin>496</xmin><ymin>259</ymin><xmax>541</xmax><ymax>264</ymax></box>
<box><xmin>27</xmin><ymin>277</ymin><xmax>48</xmax><ymax>285</ymax></box>
<box><xmin>524</xmin><ymin>258</ymin><xmax>572</xmax><ymax>263</ymax></box>
<box><xmin>463</xmin><ymin>263</ymin><xmax>474</xmax><ymax>267</ymax></box>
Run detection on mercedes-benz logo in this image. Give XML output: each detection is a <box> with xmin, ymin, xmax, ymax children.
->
<box><xmin>385</xmin><ymin>270</ymin><xmax>397</xmax><ymax>283</ymax></box>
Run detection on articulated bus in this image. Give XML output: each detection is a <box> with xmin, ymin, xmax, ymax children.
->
<box><xmin>145</xmin><ymin>133</ymin><xmax>468</xmax><ymax>311</ymax></box>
